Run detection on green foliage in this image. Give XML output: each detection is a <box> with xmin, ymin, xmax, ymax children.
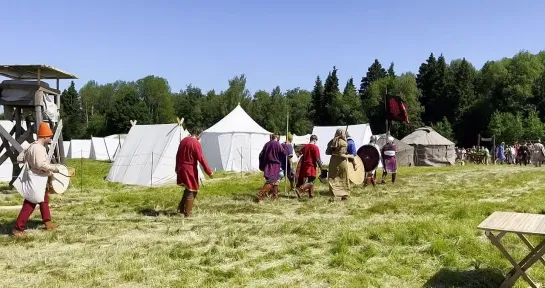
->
<box><xmin>432</xmin><ymin>117</ymin><xmax>454</xmax><ymax>142</ymax></box>
<box><xmin>524</xmin><ymin>110</ymin><xmax>545</xmax><ymax>140</ymax></box>
<box><xmin>66</xmin><ymin>49</ymin><xmax>545</xmax><ymax>147</ymax></box>
<box><xmin>488</xmin><ymin>111</ymin><xmax>524</xmax><ymax>143</ymax></box>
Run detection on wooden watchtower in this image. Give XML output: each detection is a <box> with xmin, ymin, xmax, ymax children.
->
<box><xmin>0</xmin><ymin>65</ymin><xmax>77</xmax><ymax>186</ymax></box>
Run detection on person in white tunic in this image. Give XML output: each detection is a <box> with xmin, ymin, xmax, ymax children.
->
<box><xmin>12</xmin><ymin>122</ymin><xmax>60</xmax><ymax>239</ymax></box>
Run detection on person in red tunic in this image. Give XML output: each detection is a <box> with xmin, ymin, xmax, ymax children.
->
<box><xmin>295</xmin><ymin>135</ymin><xmax>323</xmax><ymax>198</ymax></box>
<box><xmin>175</xmin><ymin>128</ymin><xmax>213</xmax><ymax>217</ymax></box>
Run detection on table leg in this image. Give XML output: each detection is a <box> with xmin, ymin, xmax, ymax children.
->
<box><xmin>485</xmin><ymin>231</ymin><xmax>540</xmax><ymax>288</ymax></box>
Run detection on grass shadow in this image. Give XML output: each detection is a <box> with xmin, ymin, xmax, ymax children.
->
<box><xmin>0</xmin><ymin>220</ymin><xmax>43</xmax><ymax>235</ymax></box>
<box><xmin>424</xmin><ymin>268</ymin><xmax>505</xmax><ymax>288</ymax></box>
<box><xmin>0</xmin><ymin>185</ymin><xmax>16</xmax><ymax>195</ymax></box>
<box><xmin>138</xmin><ymin>208</ymin><xmax>179</xmax><ymax>217</ymax></box>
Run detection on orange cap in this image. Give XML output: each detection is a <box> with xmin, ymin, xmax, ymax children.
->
<box><xmin>38</xmin><ymin>122</ymin><xmax>53</xmax><ymax>138</ymax></box>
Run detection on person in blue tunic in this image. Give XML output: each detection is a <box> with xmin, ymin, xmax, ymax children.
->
<box><xmin>346</xmin><ymin>132</ymin><xmax>356</xmax><ymax>156</ymax></box>
<box><xmin>496</xmin><ymin>142</ymin><xmax>505</xmax><ymax>164</ymax></box>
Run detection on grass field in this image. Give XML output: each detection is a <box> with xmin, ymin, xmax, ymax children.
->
<box><xmin>1</xmin><ymin>160</ymin><xmax>545</xmax><ymax>287</ymax></box>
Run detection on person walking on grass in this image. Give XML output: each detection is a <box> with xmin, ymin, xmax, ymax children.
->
<box><xmin>175</xmin><ymin>127</ymin><xmax>213</xmax><ymax>217</ymax></box>
<box><xmin>12</xmin><ymin>122</ymin><xmax>60</xmax><ymax>239</ymax></box>
<box><xmin>255</xmin><ymin>133</ymin><xmax>286</xmax><ymax>202</ymax></box>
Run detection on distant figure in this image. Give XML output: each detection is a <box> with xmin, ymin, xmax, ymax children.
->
<box><xmin>346</xmin><ymin>132</ymin><xmax>356</xmax><ymax>156</ymax></box>
<box><xmin>296</xmin><ymin>135</ymin><xmax>323</xmax><ymax>198</ymax></box>
<box><xmin>281</xmin><ymin>134</ymin><xmax>295</xmax><ymax>191</ymax></box>
<box><xmin>175</xmin><ymin>127</ymin><xmax>213</xmax><ymax>217</ymax></box>
<box><xmin>256</xmin><ymin>133</ymin><xmax>286</xmax><ymax>202</ymax></box>
<box><xmin>533</xmin><ymin>140</ymin><xmax>545</xmax><ymax>167</ymax></box>
<box><xmin>12</xmin><ymin>122</ymin><xmax>60</xmax><ymax>239</ymax></box>
<box><xmin>496</xmin><ymin>142</ymin><xmax>505</xmax><ymax>164</ymax></box>
<box><xmin>381</xmin><ymin>136</ymin><xmax>397</xmax><ymax>184</ymax></box>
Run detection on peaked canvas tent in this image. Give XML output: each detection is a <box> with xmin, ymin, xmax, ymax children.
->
<box><xmin>63</xmin><ymin>141</ymin><xmax>70</xmax><ymax>158</ymax></box>
<box><xmin>201</xmin><ymin>104</ymin><xmax>271</xmax><ymax>172</ymax></box>
<box><xmin>90</xmin><ymin>137</ymin><xmax>124</xmax><ymax>161</ymax></box>
<box><xmin>375</xmin><ymin>134</ymin><xmax>415</xmax><ymax>167</ymax></box>
<box><xmin>107</xmin><ymin>123</ymin><xmax>204</xmax><ymax>186</ymax></box>
<box><xmin>401</xmin><ymin>127</ymin><xmax>455</xmax><ymax>166</ymax></box>
<box><xmin>67</xmin><ymin>139</ymin><xmax>92</xmax><ymax>159</ymax></box>
<box><xmin>311</xmin><ymin>124</ymin><xmax>373</xmax><ymax>164</ymax></box>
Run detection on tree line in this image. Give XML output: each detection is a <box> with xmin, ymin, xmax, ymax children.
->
<box><xmin>58</xmin><ymin>50</ymin><xmax>545</xmax><ymax>147</ymax></box>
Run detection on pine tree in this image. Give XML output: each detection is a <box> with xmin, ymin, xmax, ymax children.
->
<box><xmin>387</xmin><ymin>62</ymin><xmax>396</xmax><ymax>78</ymax></box>
<box><xmin>359</xmin><ymin>59</ymin><xmax>388</xmax><ymax>99</ymax></box>
<box><xmin>310</xmin><ymin>76</ymin><xmax>324</xmax><ymax>125</ymax></box>
<box><xmin>416</xmin><ymin>53</ymin><xmax>438</xmax><ymax>124</ymax></box>
<box><xmin>323</xmin><ymin>66</ymin><xmax>341</xmax><ymax>125</ymax></box>
<box><xmin>60</xmin><ymin>81</ymin><xmax>84</xmax><ymax>140</ymax></box>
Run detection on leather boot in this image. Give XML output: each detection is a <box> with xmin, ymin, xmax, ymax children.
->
<box><xmin>44</xmin><ymin>221</ymin><xmax>57</xmax><ymax>231</ymax></box>
<box><xmin>11</xmin><ymin>229</ymin><xmax>27</xmax><ymax>239</ymax></box>
<box><xmin>184</xmin><ymin>198</ymin><xmax>194</xmax><ymax>217</ymax></box>
<box><xmin>392</xmin><ymin>173</ymin><xmax>396</xmax><ymax>184</ymax></box>
<box><xmin>271</xmin><ymin>185</ymin><xmax>279</xmax><ymax>200</ymax></box>
<box><xmin>255</xmin><ymin>184</ymin><xmax>272</xmax><ymax>202</ymax></box>
<box><xmin>308</xmin><ymin>185</ymin><xmax>314</xmax><ymax>198</ymax></box>
<box><xmin>177</xmin><ymin>190</ymin><xmax>188</xmax><ymax>214</ymax></box>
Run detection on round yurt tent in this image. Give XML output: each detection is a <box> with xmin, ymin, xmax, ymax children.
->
<box><xmin>200</xmin><ymin>104</ymin><xmax>271</xmax><ymax>172</ymax></box>
<box><xmin>375</xmin><ymin>134</ymin><xmax>415</xmax><ymax>167</ymax></box>
<box><xmin>401</xmin><ymin>127</ymin><xmax>455</xmax><ymax>166</ymax></box>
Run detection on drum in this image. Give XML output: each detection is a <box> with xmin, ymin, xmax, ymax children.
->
<box><xmin>50</xmin><ymin>165</ymin><xmax>73</xmax><ymax>194</ymax></box>
<box><xmin>357</xmin><ymin>145</ymin><xmax>381</xmax><ymax>173</ymax></box>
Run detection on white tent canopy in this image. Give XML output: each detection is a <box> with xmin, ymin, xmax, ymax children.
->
<box><xmin>106</xmin><ymin>123</ymin><xmax>204</xmax><ymax>186</ymax></box>
<box><xmin>67</xmin><ymin>139</ymin><xmax>92</xmax><ymax>159</ymax></box>
<box><xmin>279</xmin><ymin>134</ymin><xmax>312</xmax><ymax>146</ymax></box>
<box><xmin>311</xmin><ymin>124</ymin><xmax>373</xmax><ymax>164</ymax></box>
<box><xmin>63</xmin><ymin>141</ymin><xmax>70</xmax><ymax>158</ymax></box>
<box><xmin>90</xmin><ymin>137</ymin><xmax>124</xmax><ymax>161</ymax></box>
<box><xmin>201</xmin><ymin>104</ymin><xmax>271</xmax><ymax>172</ymax></box>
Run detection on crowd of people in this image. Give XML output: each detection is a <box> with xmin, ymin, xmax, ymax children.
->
<box><xmin>255</xmin><ymin>131</ymin><xmax>397</xmax><ymax>203</ymax></box>
<box><xmin>10</xmin><ymin>125</ymin><xmax>398</xmax><ymax>238</ymax></box>
<box><xmin>456</xmin><ymin>140</ymin><xmax>545</xmax><ymax>166</ymax></box>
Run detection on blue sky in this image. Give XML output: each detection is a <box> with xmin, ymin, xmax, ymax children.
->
<box><xmin>2</xmin><ymin>0</ymin><xmax>544</xmax><ymax>94</ymax></box>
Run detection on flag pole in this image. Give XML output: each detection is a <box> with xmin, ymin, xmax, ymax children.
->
<box><xmin>384</xmin><ymin>87</ymin><xmax>390</xmax><ymax>138</ymax></box>
<box><xmin>285</xmin><ymin>106</ymin><xmax>289</xmax><ymax>195</ymax></box>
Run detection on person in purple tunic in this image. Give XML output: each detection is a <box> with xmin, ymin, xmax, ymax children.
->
<box><xmin>256</xmin><ymin>133</ymin><xmax>287</xmax><ymax>202</ymax></box>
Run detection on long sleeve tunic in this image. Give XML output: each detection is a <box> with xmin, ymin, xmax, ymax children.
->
<box><xmin>21</xmin><ymin>142</ymin><xmax>58</xmax><ymax>176</ymax></box>
<box><xmin>175</xmin><ymin>137</ymin><xmax>212</xmax><ymax>191</ymax></box>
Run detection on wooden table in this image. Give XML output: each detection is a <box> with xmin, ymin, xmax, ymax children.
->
<box><xmin>478</xmin><ymin>211</ymin><xmax>545</xmax><ymax>287</ymax></box>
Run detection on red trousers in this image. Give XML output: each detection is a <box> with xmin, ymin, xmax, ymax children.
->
<box><xmin>14</xmin><ymin>193</ymin><xmax>51</xmax><ymax>231</ymax></box>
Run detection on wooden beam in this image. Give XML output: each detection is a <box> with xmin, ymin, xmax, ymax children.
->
<box><xmin>48</xmin><ymin>120</ymin><xmax>63</xmax><ymax>159</ymax></box>
<box><xmin>0</xmin><ymin>125</ymin><xmax>23</xmax><ymax>153</ymax></box>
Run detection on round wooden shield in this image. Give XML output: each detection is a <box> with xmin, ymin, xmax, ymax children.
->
<box><xmin>357</xmin><ymin>145</ymin><xmax>380</xmax><ymax>173</ymax></box>
<box><xmin>348</xmin><ymin>155</ymin><xmax>365</xmax><ymax>185</ymax></box>
<box><xmin>51</xmin><ymin>165</ymin><xmax>71</xmax><ymax>194</ymax></box>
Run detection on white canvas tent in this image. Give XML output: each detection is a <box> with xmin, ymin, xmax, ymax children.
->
<box><xmin>67</xmin><ymin>139</ymin><xmax>92</xmax><ymax>158</ymax></box>
<box><xmin>90</xmin><ymin>137</ymin><xmax>124</xmax><ymax>161</ymax></box>
<box><xmin>311</xmin><ymin>124</ymin><xmax>373</xmax><ymax>164</ymax></box>
<box><xmin>279</xmin><ymin>134</ymin><xmax>311</xmax><ymax>145</ymax></box>
<box><xmin>106</xmin><ymin>123</ymin><xmax>204</xmax><ymax>186</ymax></box>
<box><xmin>63</xmin><ymin>141</ymin><xmax>70</xmax><ymax>158</ymax></box>
<box><xmin>201</xmin><ymin>104</ymin><xmax>271</xmax><ymax>172</ymax></box>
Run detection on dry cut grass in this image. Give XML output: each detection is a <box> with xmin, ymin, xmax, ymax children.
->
<box><xmin>1</xmin><ymin>160</ymin><xmax>545</xmax><ymax>287</ymax></box>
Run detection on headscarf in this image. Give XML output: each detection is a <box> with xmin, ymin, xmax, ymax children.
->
<box><xmin>330</xmin><ymin>128</ymin><xmax>347</xmax><ymax>149</ymax></box>
<box><xmin>387</xmin><ymin>136</ymin><xmax>394</xmax><ymax>143</ymax></box>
